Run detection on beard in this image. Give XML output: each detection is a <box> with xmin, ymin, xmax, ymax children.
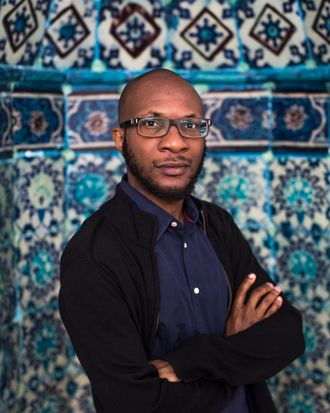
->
<box><xmin>122</xmin><ymin>137</ymin><xmax>206</xmax><ymax>202</ymax></box>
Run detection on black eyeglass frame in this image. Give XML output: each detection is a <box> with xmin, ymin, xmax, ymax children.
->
<box><xmin>119</xmin><ymin>117</ymin><xmax>212</xmax><ymax>138</ymax></box>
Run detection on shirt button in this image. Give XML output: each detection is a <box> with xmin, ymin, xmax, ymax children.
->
<box><xmin>184</xmin><ymin>242</ymin><xmax>188</xmax><ymax>248</ymax></box>
<box><xmin>171</xmin><ymin>221</ymin><xmax>178</xmax><ymax>228</ymax></box>
<box><xmin>193</xmin><ymin>288</ymin><xmax>200</xmax><ymax>294</ymax></box>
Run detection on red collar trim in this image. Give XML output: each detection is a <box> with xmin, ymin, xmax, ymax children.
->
<box><xmin>184</xmin><ymin>211</ymin><xmax>194</xmax><ymax>223</ymax></box>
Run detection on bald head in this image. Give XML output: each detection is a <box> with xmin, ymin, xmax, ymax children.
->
<box><xmin>118</xmin><ymin>69</ymin><xmax>203</xmax><ymax>123</ymax></box>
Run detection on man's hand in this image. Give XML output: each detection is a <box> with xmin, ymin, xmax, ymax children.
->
<box><xmin>149</xmin><ymin>359</ymin><xmax>181</xmax><ymax>382</ymax></box>
<box><xmin>225</xmin><ymin>273</ymin><xmax>283</xmax><ymax>337</ymax></box>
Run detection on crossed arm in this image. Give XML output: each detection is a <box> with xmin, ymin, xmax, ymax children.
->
<box><xmin>59</xmin><ymin>211</ymin><xmax>304</xmax><ymax>412</ymax></box>
<box><xmin>150</xmin><ymin>273</ymin><xmax>284</xmax><ymax>382</ymax></box>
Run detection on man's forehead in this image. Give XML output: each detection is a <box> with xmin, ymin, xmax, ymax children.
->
<box><xmin>129</xmin><ymin>74</ymin><xmax>191</xmax><ymax>95</ymax></box>
<box><xmin>118</xmin><ymin>69</ymin><xmax>202</xmax><ymax>121</ymax></box>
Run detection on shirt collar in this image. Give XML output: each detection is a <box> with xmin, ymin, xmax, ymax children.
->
<box><xmin>120</xmin><ymin>176</ymin><xmax>200</xmax><ymax>241</ymax></box>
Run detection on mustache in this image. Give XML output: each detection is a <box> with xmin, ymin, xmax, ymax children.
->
<box><xmin>152</xmin><ymin>157</ymin><xmax>193</xmax><ymax>167</ymax></box>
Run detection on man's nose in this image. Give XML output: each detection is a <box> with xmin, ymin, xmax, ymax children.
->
<box><xmin>158</xmin><ymin>125</ymin><xmax>189</xmax><ymax>152</ymax></box>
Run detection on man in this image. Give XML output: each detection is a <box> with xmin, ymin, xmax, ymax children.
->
<box><xmin>59</xmin><ymin>69</ymin><xmax>304</xmax><ymax>412</ymax></box>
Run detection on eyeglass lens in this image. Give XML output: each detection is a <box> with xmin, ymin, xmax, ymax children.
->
<box><xmin>138</xmin><ymin>118</ymin><xmax>208</xmax><ymax>138</ymax></box>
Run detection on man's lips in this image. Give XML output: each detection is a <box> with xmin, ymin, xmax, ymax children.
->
<box><xmin>156</xmin><ymin>162</ymin><xmax>190</xmax><ymax>176</ymax></box>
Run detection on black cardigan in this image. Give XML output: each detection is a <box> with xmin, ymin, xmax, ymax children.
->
<box><xmin>59</xmin><ymin>186</ymin><xmax>305</xmax><ymax>413</ymax></box>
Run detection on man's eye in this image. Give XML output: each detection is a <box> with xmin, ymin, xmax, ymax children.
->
<box><xmin>143</xmin><ymin>119</ymin><xmax>160</xmax><ymax>127</ymax></box>
<box><xmin>182</xmin><ymin>120</ymin><xmax>197</xmax><ymax>129</ymax></box>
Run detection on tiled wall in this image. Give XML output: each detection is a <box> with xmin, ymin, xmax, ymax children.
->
<box><xmin>1</xmin><ymin>1</ymin><xmax>330</xmax><ymax>412</ymax></box>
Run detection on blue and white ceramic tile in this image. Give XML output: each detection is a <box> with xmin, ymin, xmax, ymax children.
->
<box><xmin>21</xmin><ymin>309</ymin><xmax>69</xmax><ymax>385</ymax></box>
<box><xmin>69</xmin><ymin>378</ymin><xmax>95</xmax><ymax>413</ymax></box>
<box><xmin>195</xmin><ymin>153</ymin><xmax>269</xmax><ymax>230</ymax></box>
<box><xmin>240</xmin><ymin>225</ymin><xmax>274</xmax><ymax>276</ymax></box>
<box><xmin>0</xmin><ymin>324</ymin><xmax>19</xmax><ymax>411</ymax></box>
<box><xmin>64</xmin><ymin>151</ymin><xmax>124</xmax><ymax>242</ymax></box>
<box><xmin>272</xmin><ymin>375</ymin><xmax>328</xmax><ymax>413</ymax></box>
<box><xmin>0</xmin><ymin>159</ymin><xmax>14</xmax><ymax>250</ymax></box>
<box><xmin>18</xmin><ymin>379</ymin><xmax>72</xmax><ymax>413</ymax></box>
<box><xmin>273</xmin><ymin>229</ymin><xmax>328</xmax><ymax>294</ymax></box>
<box><xmin>291</xmin><ymin>309</ymin><xmax>330</xmax><ymax>373</ymax></box>
<box><xmin>236</xmin><ymin>0</ymin><xmax>309</xmax><ymax>68</ymax></box>
<box><xmin>98</xmin><ymin>0</ymin><xmax>167</xmax><ymax>69</ymax></box>
<box><xmin>41</xmin><ymin>0</ymin><xmax>96</xmax><ymax>69</ymax></box>
<box><xmin>271</xmin><ymin>93</ymin><xmax>328</xmax><ymax>148</ymax></box>
<box><xmin>170</xmin><ymin>0</ymin><xmax>240</xmax><ymax>69</ymax></box>
<box><xmin>301</xmin><ymin>0</ymin><xmax>330</xmax><ymax>65</ymax></box>
<box><xmin>7</xmin><ymin>93</ymin><xmax>64</xmax><ymax>149</ymax></box>
<box><xmin>16</xmin><ymin>234</ymin><xmax>62</xmax><ymax>312</ymax></box>
<box><xmin>0</xmin><ymin>159</ymin><xmax>16</xmax><ymax>326</ymax></box>
<box><xmin>271</xmin><ymin>156</ymin><xmax>330</xmax><ymax>292</ymax></box>
<box><xmin>272</xmin><ymin>310</ymin><xmax>330</xmax><ymax>413</ymax></box>
<box><xmin>270</xmin><ymin>157</ymin><xmax>329</xmax><ymax>230</ymax></box>
<box><xmin>202</xmin><ymin>91</ymin><xmax>271</xmax><ymax>148</ymax></box>
<box><xmin>0</xmin><ymin>94</ymin><xmax>11</xmax><ymax>147</ymax></box>
<box><xmin>14</xmin><ymin>155</ymin><xmax>65</xmax><ymax>239</ymax></box>
<box><xmin>0</xmin><ymin>246</ymin><xmax>16</xmax><ymax>326</ymax></box>
<box><xmin>0</xmin><ymin>0</ymin><xmax>51</xmax><ymax>65</ymax></box>
<box><xmin>67</xmin><ymin>93</ymin><xmax>119</xmax><ymax>149</ymax></box>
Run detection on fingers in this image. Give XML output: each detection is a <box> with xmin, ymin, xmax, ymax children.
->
<box><xmin>158</xmin><ymin>366</ymin><xmax>180</xmax><ymax>382</ymax></box>
<box><xmin>264</xmin><ymin>295</ymin><xmax>283</xmax><ymax>318</ymax></box>
<box><xmin>149</xmin><ymin>360</ymin><xmax>181</xmax><ymax>382</ymax></box>
<box><xmin>257</xmin><ymin>285</ymin><xmax>282</xmax><ymax>314</ymax></box>
<box><xmin>148</xmin><ymin>359</ymin><xmax>169</xmax><ymax>370</ymax></box>
<box><xmin>248</xmin><ymin>282</ymin><xmax>277</xmax><ymax>309</ymax></box>
<box><xmin>233</xmin><ymin>273</ymin><xmax>257</xmax><ymax>309</ymax></box>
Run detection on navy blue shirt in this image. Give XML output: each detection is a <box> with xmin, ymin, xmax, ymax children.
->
<box><xmin>120</xmin><ymin>178</ymin><xmax>249</xmax><ymax>413</ymax></box>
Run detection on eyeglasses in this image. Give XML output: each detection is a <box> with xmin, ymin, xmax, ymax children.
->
<box><xmin>120</xmin><ymin>117</ymin><xmax>212</xmax><ymax>139</ymax></box>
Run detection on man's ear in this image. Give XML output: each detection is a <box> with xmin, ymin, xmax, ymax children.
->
<box><xmin>112</xmin><ymin>127</ymin><xmax>124</xmax><ymax>153</ymax></box>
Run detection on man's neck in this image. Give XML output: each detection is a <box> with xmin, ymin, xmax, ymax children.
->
<box><xmin>126</xmin><ymin>177</ymin><xmax>185</xmax><ymax>222</ymax></box>
<box><xmin>137</xmin><ymin>191</ymin><xmax>185</xmax><ymax>222</ymax></box>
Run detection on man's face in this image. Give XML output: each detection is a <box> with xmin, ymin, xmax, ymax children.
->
<box><xmin>115</xmin><ymin>76</ymin><xmax>206</xmax><ymax>203</ymax></box>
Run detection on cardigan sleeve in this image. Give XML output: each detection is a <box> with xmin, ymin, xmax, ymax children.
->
<box><xmin>59</xmin><ymin>261</ymin><xmax>235</xmax><ymax>413</ymax></box>
<box><xmin>162</xmin><ymin>208</ymin><xmax>305</xmax><ymax>385</ymax></box>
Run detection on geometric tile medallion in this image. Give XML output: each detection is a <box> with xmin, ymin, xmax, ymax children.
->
<box><xmin>313</xmin><ymin>0</ymin><xmax>330</xmax><ymax>46</ymax></box>
<box><xmin>67</xmin><ymin>94</ymin><xmax>118</xmax><ymax>148</ymax></box>
<box><xmin>46</xmin><ymin>4</ymin><xmax>90</xmax><ymax>58</ymax></box>
<box><xmin>3</xmin><ymin>0</ymin><xmax>38</xmax><ymax>52</ymax></box>
<box><xmin>110</xmin><ymin>3</ymin><xmax>161</xmax><ymax>58</ymax></box>
<box><xmin>181</xmin><ymin>7</ymin><xmax>233</xmax><ymax>61</ymax></box>
<box><xmin>249</xmin><ymin>4</ymin><xmax>296</xmax><ymax>55</ymax></box>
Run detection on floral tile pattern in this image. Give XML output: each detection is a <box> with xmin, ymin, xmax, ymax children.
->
<box><xmin>14</xmin><ymin>155</ymin><xmax>65</xmax><ymax>239</ymax></box>
<box><xmin>16</xmin><ymin>234</ymin><xmax>62</xmax><ymax>312</ymax></box>
<box><xmin>202</xmin><ymin>92</ymin><xmax>329</xmax><ymax>150</ymax></box>
<box><xmin>0</xmin><ymin>160</ymin><xmax>16</xmax><ymax>326</ymax></box>
<box><xmin>1</xmin><ymin>1</ymin><xmax>330</xmax><ymax>411</ymax></box>
<box><xmin>64</xmin><ymin>151</ymin><xmax>124</xmax><ymax>242</ymax></box>
<box><xmin>0</xmin><ymin>246</ymin><xmax>16</xmax><ymax>326</ymax></box>
<box><xmin>0</xmin><ymin>0</ymin><xmax>51</xmax><ymax>65</ymax></box>
<box><xmin>202</xmin><ymin>91</ymin><xmax>271</xmax><ymax>148</ymax></box>
<box><xmin>67</xmin><ymin>94</ymin><xmax>119</xmax><ymax>148</ymax></box>
<box><xmin>271</xmin><ymin>93</ymin><xmax>328</xmax><ymax>148</ymax></box>
<box><xmin>99</xmin><ymin>0</ymin><xmax>167</xmax><ymax>69</ymax></box>
<box><xmin>0</xmin><ymin>94</ymin><xmax>11</xmax><ymax>147</ymax></box>
<box><xmin>5</xmin><ymin>93</ymin><xmax>64</xmax><ymax>149</ymax></box>
<box><xmin>270</xmin><ymin>157</ymin><xmax>329</xmax><ymax>230</ymax></box>
<box><xmin>21</xmin><ymin>309</ymin><xmax>70</xmax><ymax>384</ymax></box>
<box><xmin>241</xmin><ymin>225</ymin><xmax>275</xmax><ymax>277</ymax></box>
<box><xmin>195</xmin><ymin>153</ymin><xmax>269</xmax><ymax>230</ymax></box>
<box><xmin>170</xmin><ymin>0</ymin><xmax>240</xmax><ymax>69</ymax></box>
<box><xmin>0</xmin><ymin>324</ymin><xmax>20</xmax><ymax>410</ymax></box>
<box><xmin>0</xmin><ymin>159</ymin><xmax>14</xmax><ymax>249</ymax></box>
<box><xmin>236</xmin><ymin>0</ymin><xmax>309</xmax><ymax>68</ymax></box>
<box><xmin>301</xmin><ymin>0</ymin><xmax>330</xmax><ymax>65</ymax></box>
<box><xmin>41</xmin><ymin>0</ymin><xmax>97</xmax><ymax>69</ymax></box>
